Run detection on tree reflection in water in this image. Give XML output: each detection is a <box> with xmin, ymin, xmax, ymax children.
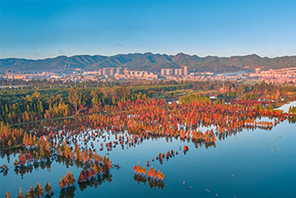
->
<box><xmin>134</xmin><ymin>174</ymin><xmax>165</xmax><ymax>190</ymax></box>
<box><xmin>78</xmin><ymin>173</ymin><xmax>112</xmax><ymax>192</ymax></box>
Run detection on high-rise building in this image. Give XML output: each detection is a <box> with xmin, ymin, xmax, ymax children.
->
<box><xmin>109</xmin><ymin>68</ymin><xmax>114</xmax><ymax>76</ymax></box>
<box><xmin>116</xmin><ymin>67</ymin><xmax>122</xmax><ymax>74</ymax></box>
<box><xmin>178</xmin><ymin>69</ymin><xmax>184</xmax><ymax>76</ymax></box>
<box><xmin>102</xmin><ymin>68</ymin><xmax>107</xmax><ymax>75</ymax></box>
<box><xmin>161</xmin><ymin>69</ymin><xmax>166</xmax><ymax>76</ymax></box>
<box><xmin>175</xmin><ymin>69</ymin><xmax>179</xmax><ymax>76</ymax></box>
<box><xmin>98</xmin><ymin>69</ymin><xmax>102</xmax><ymax>76</ymax></box>
<box><xmin>255</xmin><ymin>68</ymin><xmax>261</xmax><ymax>74</ymax></box>
<box><xmin>166</xmin><ymin>69</ymin><xmax>173</xmax><ymax>76</ymax></box>
<box><xmin>123</xmin><ymin>68</ymin><xmax>128</xmax><ymax>75</ymax></box>
<box><xmin>183</xmin><ymin>66</ymin><xmax>188</xmax><ymax>76</ymax></box>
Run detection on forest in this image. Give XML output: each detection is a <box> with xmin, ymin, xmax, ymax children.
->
<box><xmin>1</xmin><ymin>80</ymin><xmax>296</xmax><ymax>197</ymax></box>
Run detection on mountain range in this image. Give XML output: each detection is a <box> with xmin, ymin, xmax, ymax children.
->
<box><xmin>1</xmin><ymin>53</ymin><xmax>296</xmax><ymax>74</ymax></box>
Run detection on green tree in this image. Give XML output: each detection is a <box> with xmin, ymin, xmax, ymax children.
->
<box><xmin>237</xmin><ymin>84</ymin><xmax>245</xmax><ymax>95</ymax></box>
<box><xmin>112</xmin><ymin>96</ymin><xmax>116</xmax><ymax>105</ymax></box>
<box><xmin>172</xmin><ymin>91</ymin><xmax>177</xmax><ymax>98</ymax></box>
<box><xmin>165</xmin><ymin>92</ymin><xmax>170</xmax><ymax>98</ymax></box>
<box><xmin>69</xmin><ymin>87</ymin><xmax>80</xmax><ymax>116</ymax></box>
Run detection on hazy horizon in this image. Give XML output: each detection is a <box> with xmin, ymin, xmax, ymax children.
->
<box><xmin>1</xmin><ymin>52</ymin><xmax>296</xmax><ymax>61</ymax></box>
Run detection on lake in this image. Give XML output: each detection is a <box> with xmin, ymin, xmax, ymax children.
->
<box><xmin>1</xmin><ymin>102</ymin><xmax>296</xmax><ymax>198</ymax></box>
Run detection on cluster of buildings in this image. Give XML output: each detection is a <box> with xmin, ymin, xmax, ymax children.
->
<box><xmin>82</xmin><ymin>67</ymin><xmax>124</xmax><ymax>76</ymax></box>
<box><xmin>178</xmin><ymin>71</ymin><xmax>247</xmax><ymax>82</ymax></box>
<box><xmin>1</xmin><ymin>65</ymin><xmax>296</xmax><ymax>84</ymax></box>
<box><xmin>161</xmin><ymin>66</ymin><xmax>188</xmax><ymax>76</ymax></box>
<box><xmin>0</xmin><ymin>67</ymin><xmax>159</xmax><ymax>82</ymax></box>
<box><xmin>249</xmin><ymin>67</ymin><xmax>296</xmax><ymax>84</ymax></box>
<box><xmin>81</xmin><ymin>67</ymin><xmax>158</xmax><ymax>81</ymax></box>
<box><xmin>1</xmin><ymin>72</ymin><xmax>55</xmax><ymax>80</ymax></box>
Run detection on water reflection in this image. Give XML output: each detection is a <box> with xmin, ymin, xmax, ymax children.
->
<box><xmin>134</xmin><ymin>174</ymin><xmax>165</xmax><ymax>190</ymax></box>
<box><xmin>78</xmin><ymin>174</ymin><xmax>112</xmax><ymax>192</ymax></box>
<box><xmin>1</xmin><ymin>101</ymin><xmax>296</xmax><ymax>197</ymax></box>
<box><xmin>2</xmin><ymin>115</ymin><xmax>294</xmax><ymax>179</ymax></box>
<box><xmin>59</xmin><ymin>186</ymin><xmax>76</xmax><ymax>198</ymax></box>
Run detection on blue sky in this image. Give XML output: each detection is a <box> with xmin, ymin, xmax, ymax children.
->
<box><xmin>0</xmin><ymin>0</ymin><xmax>295</xmax><ymax>59</ymax></box>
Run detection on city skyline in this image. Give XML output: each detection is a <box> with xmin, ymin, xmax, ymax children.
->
<box><xmin>1</xmin><ymin>0</ymin><xmax>296</xmax><ymax>59</ymax></box>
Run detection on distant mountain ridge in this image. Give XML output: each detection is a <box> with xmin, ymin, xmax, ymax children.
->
<box><xmin>1</xmin><ymin>53</ymin><xmax>296</xmax><ymax>74</ymax></box>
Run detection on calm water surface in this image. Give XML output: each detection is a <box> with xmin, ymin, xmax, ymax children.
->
<box><xmin>1</xmin><ymin>102</ymin><xmax>296</xmax><ymax>198</ymax></box>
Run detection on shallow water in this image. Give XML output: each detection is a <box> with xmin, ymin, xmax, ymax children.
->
<box><xmin>1</xmin><ymin>103</ymin><xmax>296</xmax><ymax>198</ymax></box>
<box><xmin>277</xmin><ymin>100</ymin><xmax>296</xmax><ymax>112</ymax></box>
